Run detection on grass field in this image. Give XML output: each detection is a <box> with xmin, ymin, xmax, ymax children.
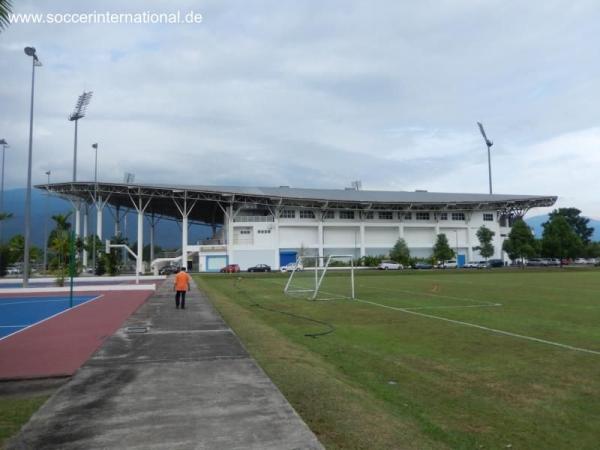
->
<box><xmin>195</xmin><ymin>269</ymin><xmax>600</xmax><ymax>450</ymax></box>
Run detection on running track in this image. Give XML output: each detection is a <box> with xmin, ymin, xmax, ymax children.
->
<box><xmin>0</xmin><ymin>289</ymin><xmax>155</xmax><ymax>380</ymax></box>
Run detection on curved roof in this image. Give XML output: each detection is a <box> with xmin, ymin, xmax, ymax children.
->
<box><xmin>37</xmin><ymin>181</ymin><xmax>557</xmax><ymax>224</ymax></box>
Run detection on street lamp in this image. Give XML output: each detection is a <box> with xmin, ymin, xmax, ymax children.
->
<box><xmin>477</xmin><ymin>122</ymin><xmax>494</xmax><ymax>195</ymax></box>
<box><xmin>0</xmin><ymin>139</ymin><xmax>9</xmax><ymax>240</ymax></box>
<box><xmin>23</xmin><ymin>47</ymin><xmax>42</xmax><ymax>288</ymax></box>
<box><xmin>43</xmin><ymin>170</ymin><xmax>51</xmax><ymax>272</ymax></box>
<box><xmin>92</xmin><ymin>143</ymin><xmax>98</xmax><ymax>272</ymax></box>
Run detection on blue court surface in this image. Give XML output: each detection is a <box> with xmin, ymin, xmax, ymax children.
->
<box><xmin>0</xmin><ymin>295</ymin><xmax>98</xmax><ymax>339</ymax></box>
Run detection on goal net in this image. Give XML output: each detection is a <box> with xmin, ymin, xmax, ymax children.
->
<box><xmin>284</xmin><ymin>254</ymin><xmax>355</xmax><ymax>300</ymax></box>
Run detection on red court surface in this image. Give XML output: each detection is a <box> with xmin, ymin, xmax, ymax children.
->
<box><xmin>0</xmin><ymin>289</ymin><xmax>154</xmax><ymax>380</ymax></box>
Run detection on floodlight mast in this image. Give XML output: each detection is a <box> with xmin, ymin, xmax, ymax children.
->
<box><xmin>69</xmin><ymin>91</ymin><xmax>93</xmax><ymax>182</ymax></box>
<box><xmin>477</xmin><ymin>121</ymin><xmax>494</xmax><ymax>194</ymax></box>
<box><xmin>23</xmin><ymin>46</ymin><xmax>42</xmax><ymax>288</ymax></box>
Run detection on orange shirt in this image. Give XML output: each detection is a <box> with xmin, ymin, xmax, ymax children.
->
<box><xmin>174</xmin><ymin>271</ymin><xmax>191</xmax><ymax>291</ymax></box>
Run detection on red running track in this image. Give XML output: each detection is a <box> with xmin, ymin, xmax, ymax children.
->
<box><xmin>0</xmin><ymin>290</ymin><xmax>154</xmax><ymax>380</ymax></box>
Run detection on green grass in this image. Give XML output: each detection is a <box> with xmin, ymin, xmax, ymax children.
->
<box><xmin>195</xmin><ymin>269</ymin><xmax>600</xmax><ymax>450</ymax></box>
<box><xmin>0</xmin><ymin>395</ymin><xmax>48</xmax><ymax>449</ymax></box>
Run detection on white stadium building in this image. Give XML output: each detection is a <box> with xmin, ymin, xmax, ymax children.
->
<box><xmin>41</xmin><ymin>182</ymin><xmax>556</xmax><ymax>272</ymax></box>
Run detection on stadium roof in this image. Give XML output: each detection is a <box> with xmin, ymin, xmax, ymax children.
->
<box><xmin>37</xmin><ymin>182</ymin><xmax>557</xmax><ymax>225</ymax></box>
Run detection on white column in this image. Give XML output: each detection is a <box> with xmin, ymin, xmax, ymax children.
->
<box><xmin>318</xmin><ymin>221</ymin><xmax>324</xmax><ymax>266</ymax></box>
<box><xmin>137</xmin><ymin>202</ymin><xmax>144</xmax><ymax>274</ymax></box>
<box><xmin>96</xmin><ymin>197</ymin><xmax>103</xmax><ymax>240</ymax></box>
<box><xmin>273</xmin><ymin>208</ymin><xmax>280</xmax><ymax>269</ymax></box>
<box><xmin>227</xmin><ymin>205</ymin><xmax>233</xmax><ymax>264</ymax></box>
<box><xmin>359</xmin><ymin>224</ymin><xmax>365</xmax><ymax>258</ymax></box>
<box><xmin>399</xmin><ymin>223</ymin><xmax>404</xmax><ymax>239</ymax></box>
<box><xmin>467</xmin><ymin>227</ymin><xmax>473</xmax><ymax>262</ymax></box>
<box><xmin>82</xmin><ymin>207</ymin><xmax>88</xmax><ymax>267</ymax></box>
<box><xmin>75</xmin><ymin>206</ymin><xmax>81</xmax><ymax>237</ymax></box>
<box><xmin>182</xmin><ymin>214</ymin><xmax>188</xmax><ymax>270</ymax></box>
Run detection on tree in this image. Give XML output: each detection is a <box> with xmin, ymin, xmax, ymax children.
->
<box><xmin>475</xmin><ymin>226</ymin><xmax>495</xmax><ymax>260</ymax></box>
<box><xmin>432</xmin><ymin>234</ymin><xmax>454</xmax><ymax>264</ymax></box>
<box><xmin>389</xmin><ymin>238</ymin><xmax>410</xmax><ymax>265</ymax></box>
<box><xmin>0</xmin><ymin>0</ymin><xmax>13</xmax><ymax>32</ymax></box>
<box><xmin>502</xmin><ymin>218</ymin><xmax>536</xmax><ymax>266</ymax></box>
<box><xmin>547</xmin><ymin>208</ymin><xmax>594</xmax><ymax>245</ymax></box>
<box><xmin>0</xmin><ymin>212</ymin><xmax>12</xmax><ymax>276</ymax></box>
<box><xmin>541</xmin><ymin>215</ymin><xmax>583</xmax><ymax>266</ymax></box>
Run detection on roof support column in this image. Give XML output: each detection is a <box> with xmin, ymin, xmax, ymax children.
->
<box><xmin>273</xmin><ymin>207</ymin><xmax>280</xmax><ymax>269</ymax></box>
<box><xmin>129</xmin><ymin>193</ymin><xmax>151</xmax><ymax>275</ymax></box>
<box><xmin>359</xmin><ymin>223</ymin><xmax>365</xmax><ymax>258</ymax></box>
<box><xmin>466</xmin><ymin>227</ymin><xmax>473</xmax><ymax>262</ymax></box>
<box><xmin>227</xmin><ymin>204</ymin><xmax>233</xmax><ymax>264</ymax></box>
<box><xmin>318</xmin><ymin>215</ymin><xmax>324</xmax><ymax>267</ymax></box>
<box><xmin>82</xmin><ymin>205</ymin><xmax>88</xmax><ymax>268</ymax></box>
<box><xmin>173</xmin><ymin>193</ymin><xmax>197</xmax><ymax>271</ymax></box>
<box><xmin>96</xmin><ymin>197</ymin><xmax>103</xmax><ymax>240</ymax></box>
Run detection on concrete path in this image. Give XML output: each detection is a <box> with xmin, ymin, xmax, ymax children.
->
<box><xmin>9</xmin><ymin>278</ymin><xmax>323</xmax><ymax>450</ymax></box>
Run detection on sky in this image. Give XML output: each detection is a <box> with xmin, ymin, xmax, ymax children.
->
<box><xmin>1</xmin><ymin>0</ymin><xmax>600</xmax><ymax>218</ymax></box>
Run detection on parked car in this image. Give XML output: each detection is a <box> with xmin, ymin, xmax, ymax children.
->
<box><xmin>573</xmin><ymin>258</ymin><xmax>588</xmax><ymax>265</ymax></box>
<box><xmin>412</xmin><ymin>262</ymin><xmax>433</xmax><ymax>269</ymax></box>
<box><xmin>488</xmin><ymin>259</ymin><xmax>505</xmax><ymax>268</ymax></box>
<box><xmin>437</xmin><ymin>260</ymin><xmax>457</xmax><ymax>269</ymax></box>
<box><xmin>464</xmin><ymin>261</ymin><xmax>487</xmax><ymax>269</ymax></box>
<box><xmin>159</xmin><ymin>265</ymin><xmax>179</xmax><ymax>275</ymax></box>
<box><xmin>280</xmin><ymin>262</ymin><xmax>304</xmax><ymax>272</ymax></box>
<box><xmin>220</xmin><ymin>264</ymin><xmax>240</xmax><ymax>273</ymax></box>
<box><xmin>377</xmin><ymin>260</ymin><xmax>403</xmax><ymax>270</ymax></box>
<box><xmin>248</xmin><ymin>264</ymin><xmax>271</xmax><ymax>273</ymax></box>
<box><xmin>526</xmin><ymin>258</ymin><xmax>544</xmax><ymax>267</ymax></box>
<box><xmin>546</xmin><ymin>258</ymin><xmax>561</xmax><ymax>266</ymax></box>
<box><xmin>6</xmin><ymin>266</ymin><xmax>21</xmax><ymax>275</ymax></box>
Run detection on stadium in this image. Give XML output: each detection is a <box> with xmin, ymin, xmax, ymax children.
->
<box><xmin>40</xmin><ymin>181</ymin><xmax>557</xmax><ymax>272</ymax></box>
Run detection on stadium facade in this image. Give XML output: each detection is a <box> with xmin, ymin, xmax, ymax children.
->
<box><xmin>39</xmin><ymin>182</ymin><xmax>557</xmax><ymax>272</ymax></box>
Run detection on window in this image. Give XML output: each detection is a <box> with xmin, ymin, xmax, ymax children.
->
<box><xmin>339</xmin><ymin>211</ymin><xmax>355</xmax><ymax>219</ymax></box>
<box><xmin>364</xmin><ymin>211</ymin><xmax>374</xmax><ymax>220</ymax></box>
<box><xmin>299</xmin><ymin>210</ymin><xmax>315</xmax><ymax>219</ymax></box>
<box><xmin>483</xmin><ymin>213</ymin><xmax>494</xmax><ymax>222</ymax></box>
<box><xmin>257</xmin><ymin>229</ymin><xmax>271</xmax><ymax>234</ymax></box>
<box><xmin>378</xmin><ymin>211</ymin><xmax>393</xmax><ymax>220</ymax></box>
<box><xmin>439</xmin><ymin>212</ymin><xmax>448</xmax><ymax>220</ymax></box>
<box><xmin>281</xmin><ymin>209</ymin><xmax>295</xmax><ymax>219</ymax></box>
<box><xmin>452</xmin><ymin>212</ymin><xmax>466</xmax><ymax>221</ymax></box>
<box><xmin>416</xmin><ymin>212</ymin><xmax>430</xmax><ymax>220</ymax></box>
<box><xmin>239</xmin><ymin>229</ymin><xmax>251</xmax><ymax>235</ymax></box>
<box><xmin>403</xmin><ymin>212</ymin><xmax>412</xmax><ymax>220</ymax></box>
<box><xmin>324</xmin><ymin>210</ymin><xmax>335</xmax><ymax>219</ymax></box>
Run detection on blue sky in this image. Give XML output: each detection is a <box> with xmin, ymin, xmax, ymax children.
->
<box><xmin>1</xmin><ymin>0</ymin><xmax>600</xmax><ymax>217</ymax></box>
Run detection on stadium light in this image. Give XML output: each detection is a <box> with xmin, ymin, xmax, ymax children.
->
<box><xmin>43</xmin><ymin>170</ymin><xmax>51</xmax><ymax>271</ymax></box>
<box><xmin>69</xmin><ymin>91</ymin><xmax>93</xmax><ymax>182</ymax></box>
<box><xmin>477</xmin><ymin>122</ymin><xmax>494</xmax><ymax>194</ymax></box>
<box><xmin>23</xmin><ymin>46</ymin><xmax>42</xmax><ymax>288</ymax></box>
<box><xmin>92</xmin><ymin>143</ymin><xmax>99</xmax><ymax>271</ymax></box>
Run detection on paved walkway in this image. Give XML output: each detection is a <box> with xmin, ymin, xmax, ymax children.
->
<box><xmin>8</xmin><ymin>278</ymin><xmax>323</xmax><ymax>450</ymax></box>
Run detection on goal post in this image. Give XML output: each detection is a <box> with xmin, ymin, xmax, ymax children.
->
<box><xmin>284</xmin><ymin>254</ymin><xmax>355</xmax><ymax>300</ymax></box>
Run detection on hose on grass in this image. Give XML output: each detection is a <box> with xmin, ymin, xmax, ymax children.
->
<box><xmin>233</xmin><ymin>277</ymin><xmax>335</xmax><ymax>338</ymax></box>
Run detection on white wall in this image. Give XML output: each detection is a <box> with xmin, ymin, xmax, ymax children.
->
<box><xmin>404</xmin><ymin>227</ymin><xmax>435</xmax><ymax>246</ymax></box>
<box><xmin>365</xmin><ymin>227</ymin><xmax>399</xmax><ymax>246</ymax></box>
<box><xmin>324</xmin><ymin>227</ymin><xmax>360</xmax><ymax>246</ymax></box>
<box><xmin>279</xmin><ymin>226</ymin><xmax>318</xmax><ymax>247</ymax></box>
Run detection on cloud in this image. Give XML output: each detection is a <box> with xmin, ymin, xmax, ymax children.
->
<box><xmin>1</xmin><ymin>0</ymin><xmax>600</xmax><ymax>218</ymax></box>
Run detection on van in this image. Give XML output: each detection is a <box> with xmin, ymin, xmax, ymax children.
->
<box><xmin>437</xmin><ymin>260</ymin><xmax>457</xmax><ymax>269</ymax></box>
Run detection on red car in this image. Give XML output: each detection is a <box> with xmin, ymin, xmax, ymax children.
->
<box><xmin>220</xmin><ymin>264</ymin><xmax>240</xmax><ymax>273</ymax></box>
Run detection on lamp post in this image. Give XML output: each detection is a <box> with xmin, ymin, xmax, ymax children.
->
<box><xmin>0</xmin><ymin>139</ymin><xmax>8</xmax><ymax>242</ymax></box>
<box><xmin>23</xmin><ymin>47</ymin><xmax>42</xmax><ymax>288</ymax></box>
<box><xmin>43</xmin><ymin>170</ymin><xmax>51</xmax><ymax>272</ymax></box>
<box><xmin>92</xmin><ymin>143</ymin><xmax>98</xmax><ymax>272</ymax></box>
<box><xmin>69</xmin><ymin>91</ymin><xmax>93</xmax><ymax>267</ymax></box>
<box><xmin>477</xmin><ymin>122</ymin><xmax>494</xmax><ymax>195</ymax></box>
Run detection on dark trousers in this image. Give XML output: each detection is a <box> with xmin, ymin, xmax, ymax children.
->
<box><xmin>175</xmin><ymin>290</ymin><xmax>187</xmax><ymax>308</ymax></box>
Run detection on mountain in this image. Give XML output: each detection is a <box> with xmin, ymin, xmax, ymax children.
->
<box><xmin>0</xmin><ymin>188</ymin><xmax>212</xmax><ymax>249</ymax></box>
<box><xmin>525</xmin><ymin>214</ymin><xmax>600</xmax><ymax>241</ymax></box>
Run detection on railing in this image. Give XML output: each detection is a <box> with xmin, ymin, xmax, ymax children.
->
<box><xmin>233</xmin><ymin>215</ymin><xmax>274</xmax><ymax>223</ymax></box>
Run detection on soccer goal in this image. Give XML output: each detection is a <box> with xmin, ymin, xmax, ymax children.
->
<box><xmin>284</xmin><ymin>254</ymin><xmax>355</xmax><ymax>300</ymax></box>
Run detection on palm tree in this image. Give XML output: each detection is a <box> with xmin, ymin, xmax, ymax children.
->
<box><xmin>0</xmin><ymin>0</ymin><xmax>13</xmax><ymax>32</ymax></box>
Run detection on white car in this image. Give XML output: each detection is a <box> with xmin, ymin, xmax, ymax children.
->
<box><xmin>573</xmin><ymin>258</ymin><xmax>587</xmax><ymax>265</ymax></box>
<box><xmin>437</xmin><ymin>260</ymin><xmax>457</xmax><ymax>269</ymax></box>
<box><xmin>280</xmin><ymin>262</ymin><xmax>304</xmax><ymax>272</ymax></box>
<box><xmin>377</xmin><ymin>261</ymin><xmax>403</xmax><ymax>270</ymax></box>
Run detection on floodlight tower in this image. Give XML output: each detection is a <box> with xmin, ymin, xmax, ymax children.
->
<box><xmin>477</xmin><ymin>122</ymin><xmax>494</xmax><ymax>194</ymax></box>
<box><xmin>69</xmin><ymin>91</ymin><xmax>93</xmax><ymax>182</ymax></box>
<box><xmin>43</xmin><ymin>170</ymin><xmax>51</xmax><ymax>271</ymax></box>
<box><xmin>23</xmin><ymin>47</ymin><xmax>42</xmax><ymax>288</ymax></box>
<box><xmin>69</xmin><ymin>91</ymin><xmax>92</xmax><ymax>249</ymax></box>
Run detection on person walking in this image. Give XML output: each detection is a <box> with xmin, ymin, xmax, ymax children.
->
<box><xmin>174</xmin><ymin>267</ymin><xmax>191</xmax><ymax>309</ymax></box>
